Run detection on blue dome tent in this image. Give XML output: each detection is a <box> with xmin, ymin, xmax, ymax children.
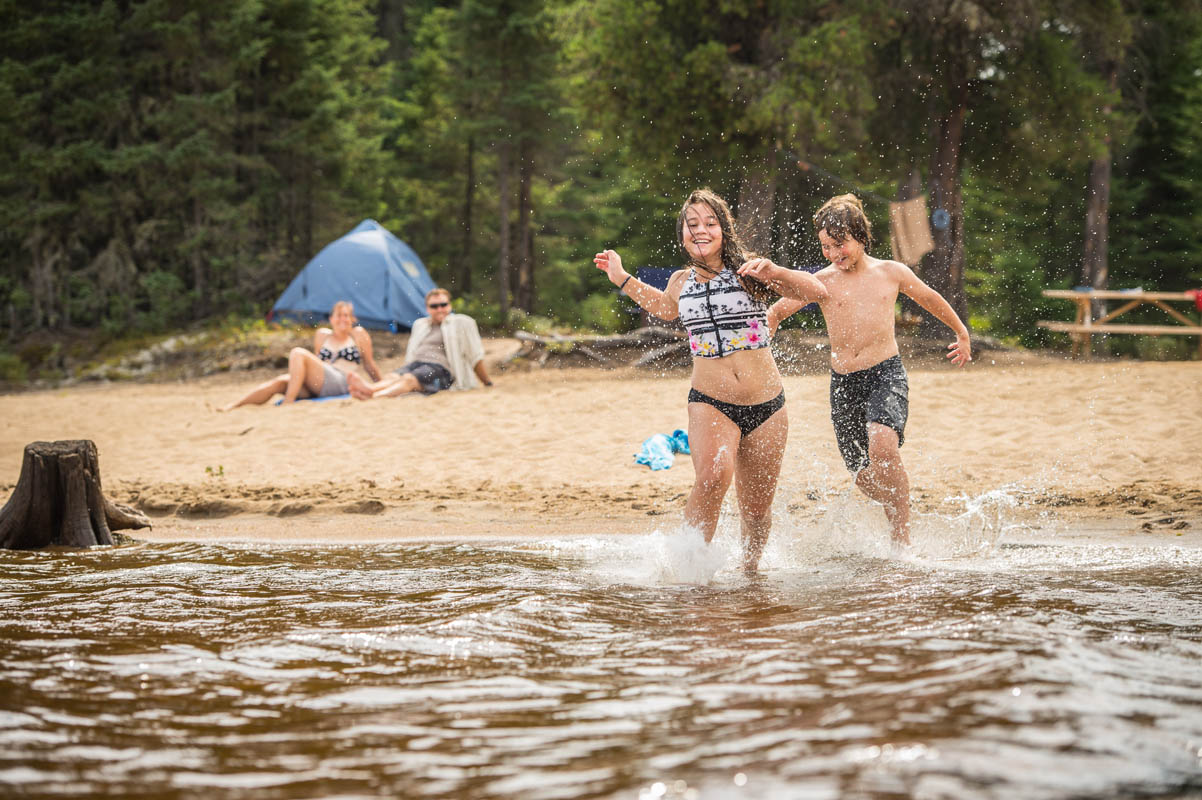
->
<box><xmin>269</xmin><ymin>220</ymin><xmax>436</xmax><ymax>331</ymax></box>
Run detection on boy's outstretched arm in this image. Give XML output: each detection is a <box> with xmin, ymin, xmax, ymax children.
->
<box><xmin>738</xmin><ymin>258</ymin><xmax>829</xmax><ymax>305</ymax></box>
<box><xmin>896</xmin><ymin>263</ymin><xmax>973</xmax><ymax>366</ymax></box>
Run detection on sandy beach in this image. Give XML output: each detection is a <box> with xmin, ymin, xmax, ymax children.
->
<box><xmin>2</xmin><ymin>338</ymin><xmax>1200</xmax><ymax>545</ymax></box>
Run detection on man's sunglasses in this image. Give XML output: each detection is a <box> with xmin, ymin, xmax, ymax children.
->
<box><xmin>428</xmin><ymin>302</ymin><xmax>450</xmax><ymax>309</ymax></box>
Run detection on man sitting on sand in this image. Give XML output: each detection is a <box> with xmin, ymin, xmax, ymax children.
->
<box><xmin>348</xmin><ymin>288</ymin><xmax>493</xmax><ymax>400</ymax></box>
<box><xmin>744</xmin><ymin>194</ymin><xmax>971</xmax><ymax>548</ymax></box>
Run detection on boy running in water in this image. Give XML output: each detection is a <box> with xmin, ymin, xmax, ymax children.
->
<box><xmin>740</xmin><ymin>194</ymin><xmax>971</xmax><ymax>547</ymax></box>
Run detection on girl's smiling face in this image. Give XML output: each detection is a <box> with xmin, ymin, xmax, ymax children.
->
<box><xmin>681</xmin><ymin>203</ymin><xmax>724</xmax><ymax>267</ymax></box>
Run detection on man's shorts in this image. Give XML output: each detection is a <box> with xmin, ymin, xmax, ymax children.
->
<box><xmin>829</xmin><ymin>355</ymin><xmax>908</xmax><ymax>473</ymax></box>
<box><xmin>397</xmin><ymin>361</ymin><xmax>454</xmax><ymax>395</ymax></box>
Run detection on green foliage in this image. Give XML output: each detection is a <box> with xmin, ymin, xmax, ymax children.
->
<box><xmin>1112</xmin><ymin>3</ymin><xmax>1202</xmax><ymax>289</ymax></box>
<box><xmin>451</xmin><ymin>295</ymin><xmax>504</xmax><ymax>331</ymax></box>
<box><xmin>0</xmin><ymin>352</ymin><xmax>27</xmax><ymax>384</ymax></box>
<box><xmin>137</xmin><ymin>270</ymin><xmax>192</xmax><ymax>333</ymax></box>
<box><xmin>576</xmin><ymin>292</ymin><xmax>626</xmax><ymax>334</ymax></box>
<box><xmin>0</xmin><ymin>0</ymin><xmax>1199</xmax><ymax>362</ymax></box>
<box><xmin>0</xmin><ymin>0</ymin><xmax>393</xmax><ymax>338</ymax></box>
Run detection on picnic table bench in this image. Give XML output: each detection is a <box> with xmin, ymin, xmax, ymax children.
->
<box><xmin>1038</xmin><ymin>288</ymin><xmax>1202</xmax><ymax>357</ymax></box>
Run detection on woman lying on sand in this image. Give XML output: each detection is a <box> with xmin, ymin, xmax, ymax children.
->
<box><xmin>220</xmin><ymin>301</ymin><xmax>382</xmax><ymax>410</ymax></box>
<box><xmin>594</xmin><ymin>188</ymin><xmax>827</xmax><ymax>574</ymax></box>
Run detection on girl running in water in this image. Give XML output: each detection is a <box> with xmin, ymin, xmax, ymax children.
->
<box><xmin>595</xmin><ymin>189</ymin><xmax>826</xmax><ymax>574</ymax></box>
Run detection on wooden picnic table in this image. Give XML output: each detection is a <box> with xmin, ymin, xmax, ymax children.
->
<box><xmin>1038</xmin><ymin>288</ymin><xmax>1202</xmax><ymax>357</ymax></box>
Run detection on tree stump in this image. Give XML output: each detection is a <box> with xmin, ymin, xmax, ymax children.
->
<box><xmin>0</xmin><ymin>440</ymin><xmax>151</xmax><ymax>549</ymax></box>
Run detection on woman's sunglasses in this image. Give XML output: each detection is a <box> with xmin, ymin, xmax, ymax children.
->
<box><xmin>427</xmin><ymin>302</ymin><xmax>450</xmax><ymax>309</ymax></box>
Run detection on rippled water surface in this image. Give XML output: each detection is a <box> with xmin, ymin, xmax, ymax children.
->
<box><xmin>2</xmin><ymin>527</ymin><xmax>1202</xmax><ymax>799</ymax></box>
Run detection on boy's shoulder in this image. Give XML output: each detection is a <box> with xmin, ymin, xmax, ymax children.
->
<box><xmin>864</xmin><ymin>254</ymin><xmax>902</xmax><ymax>269</ymax></box>
<box><xmin>864</xmin><ymin>256</ymin><xmax>913</xmax><ymax>281</ymax></box>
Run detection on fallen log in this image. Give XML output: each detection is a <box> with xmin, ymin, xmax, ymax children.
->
<box><xmin>0</xmin><ymin>440</ymin><xmax>151</xmax><ymax>549</ymax></box>
<box><xmin>514</xmin><ymin>326</ymin><xmax>685</xmax><ymax>350</ymax></box>
<box><xmin>508</xmin><ymin>327</ymin><xmax>689</xmax><ymax>367</ymax></box>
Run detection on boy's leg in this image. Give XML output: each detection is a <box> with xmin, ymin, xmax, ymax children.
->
<box><xmin>733</xmin><ymin>407</ymin><xmax>788</xmax><ymax>575</ymax></box>
<box><xmin>683</xmin><ymin>403</ymin><xmax>741</xmax><ymax>543</ymax></box>
<box><xmin>854</xmin><ymin>422</ymin><xmax>911</xmax><ymax>545</ymax></box>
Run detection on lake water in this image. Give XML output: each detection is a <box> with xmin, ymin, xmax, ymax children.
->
<box><xmin>2</xmin><ymin>499</ymin><xmax>1201</xmax><ymax>799</ymax></box>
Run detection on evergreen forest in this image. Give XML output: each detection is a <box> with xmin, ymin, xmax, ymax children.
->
<box><xmin>3</xmin><ymin>0</ymin><xmax>1201</xmax><ymax>361</ymax></box>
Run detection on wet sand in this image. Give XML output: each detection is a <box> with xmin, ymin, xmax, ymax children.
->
<box><xmin>2</xmin><ymin>344</ymin><xmax>1200</xmax><ymax>545</ymax></box>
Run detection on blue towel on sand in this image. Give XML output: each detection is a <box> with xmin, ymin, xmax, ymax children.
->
<box><xmin>274</xmin><ymin>394</ymin><xmax>351</xmax><ymax>405</ymax></box>
<box><xmin>635</xmin><ymin>429</ymin><xmax>690</xmax><ymax>470</ymax></box>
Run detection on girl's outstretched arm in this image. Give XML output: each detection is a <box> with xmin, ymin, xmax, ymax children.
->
<box><xmin>594</xmin><ymin>249</ymin><xmax>683</xmax><ymax>320</ymax></box>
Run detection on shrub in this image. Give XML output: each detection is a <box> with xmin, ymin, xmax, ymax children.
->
<box><xmin>575</xmin><ymin>292</ymin><xmax>626</xmax><ymax>334</ymax></box>
<box><xmin>0</xmin><ymin>352</ymin><xmax>28</xmax><ymax>384</ymax></box>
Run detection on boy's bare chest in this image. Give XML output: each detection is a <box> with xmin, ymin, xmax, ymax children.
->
<box><xmin>825</xmin><ymin>273</ymin><xmax>898</xmax><ymax>311</ymax></box>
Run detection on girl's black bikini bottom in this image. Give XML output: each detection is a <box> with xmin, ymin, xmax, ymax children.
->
<box><xmin>687</xmin><ymin>388</ymin><xmax>785</xmax><ymax>437</ymax></box>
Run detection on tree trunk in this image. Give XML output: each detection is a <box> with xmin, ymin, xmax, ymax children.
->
<box><xmin>376</xmin><ymin>0</ymin><xmax>410</xmax><ymax>62</ymax></box>
<box><xmin>302</xmin><ymin>165</ymin><xmax>313</xmax><ymax>270</ymax></box>
<box><xmin>737</xmin><ymin>153</ymin><xmax>777</xmax><ymax>256</ymax></box>
<box><xmin>920</xmin><ymin>78</ymin><xmax>969</xmax><ymax>337</ymax></box>
<box><xmin>1082</xmin><ymin>156</ymin><xmax>1111</xmax><ymax>310</ymax></box>
<box><xmin>515</xmin><ymin>142</ymin><xmax>535</xmax><ymax>312</ymax></box>
<box><xmin>0</xmin><ymin>440</ymin><xmax>151</xmax><ymax>550</ymax></box>
<box><xmin>497</xmin><ymin>140</ymin><xmax>513</xmax><ymax>321</ymax></box>
<box><xmin>1082</xmin><ymin>65</ymin><xmax>1117</xmax><ymax>329</ymax></box>
<box><xmin>26</xmin><ymin>225</ymin><xmax>63</xmax><ymax>329</ymax></box>
<box><xmin>285</xmin><ymin>153</ymin><xmax>299</xmax><ymax>267</ymax></box>
<box><xmin>457</xmin><ymin>135</ymin><xmax>475</xmax><ymax>295</ymax></box>
<box><xmin>192</xmin><ymin>198</ymin><xmax>208</xmax><ymax>319</ymax></box>
<box><xmin>190</xmin><ymin>58</ymin><xmax>208</xmax><ymax>319</ymax></box>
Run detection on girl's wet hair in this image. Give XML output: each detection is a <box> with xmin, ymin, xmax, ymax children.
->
<box><xmin>676</xmin><ymin>188</ymin><xmax>777</xmax><ymax>304</ymax></box>
<box><xmin>330</xmin><ymin>300</ymin><xmax>355</xmax><ymax>319</ymax></box>
<box><xmin>813</xmin><ymin>193</ymin><xmax>873</xmax><ymax>249</ymax></box>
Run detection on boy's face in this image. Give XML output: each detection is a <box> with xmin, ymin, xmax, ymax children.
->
<box><xmin>682</xmin><ymin>203</ymin><xmax>724</xmax><ymax>264</ymax></box>
<box><xmin>818</xmin><ymin>229</ymin><xmax>864</xmax><ymax>271</ymax></box>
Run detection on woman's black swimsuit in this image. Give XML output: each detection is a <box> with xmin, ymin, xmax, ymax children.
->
<box><xmin>688</xmin><ymin>388</ymin><xmax>785</xmax><ymax>438</ymax></box>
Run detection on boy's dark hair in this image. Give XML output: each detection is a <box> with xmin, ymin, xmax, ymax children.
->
<box><xmin>676</xmin><ymin>188</ymin><xmax>777</xmax><ymax>303</ymax></box>
<box><xmin>813</xmin><ymin>193</ymin><xmax>873</xmax><ymax>249</ymax></box>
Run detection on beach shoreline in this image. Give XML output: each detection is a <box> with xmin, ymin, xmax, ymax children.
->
<box><xmin>3</xmin><ymin>343</ymin><xmax>1200</xmax><ymax>547</ymax></box>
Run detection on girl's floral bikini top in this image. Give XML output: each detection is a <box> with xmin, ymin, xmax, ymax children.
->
<box><xmin>677</xmin><ymin>267</ymin><xmax>770</xmax><ymax>359</ymax></box>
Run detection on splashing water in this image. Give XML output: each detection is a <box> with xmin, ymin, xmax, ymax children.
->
<box><xmin>1</xmin><ymin>498</ymin><xmax>1200</xmax><ymax>799</ymax></box>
